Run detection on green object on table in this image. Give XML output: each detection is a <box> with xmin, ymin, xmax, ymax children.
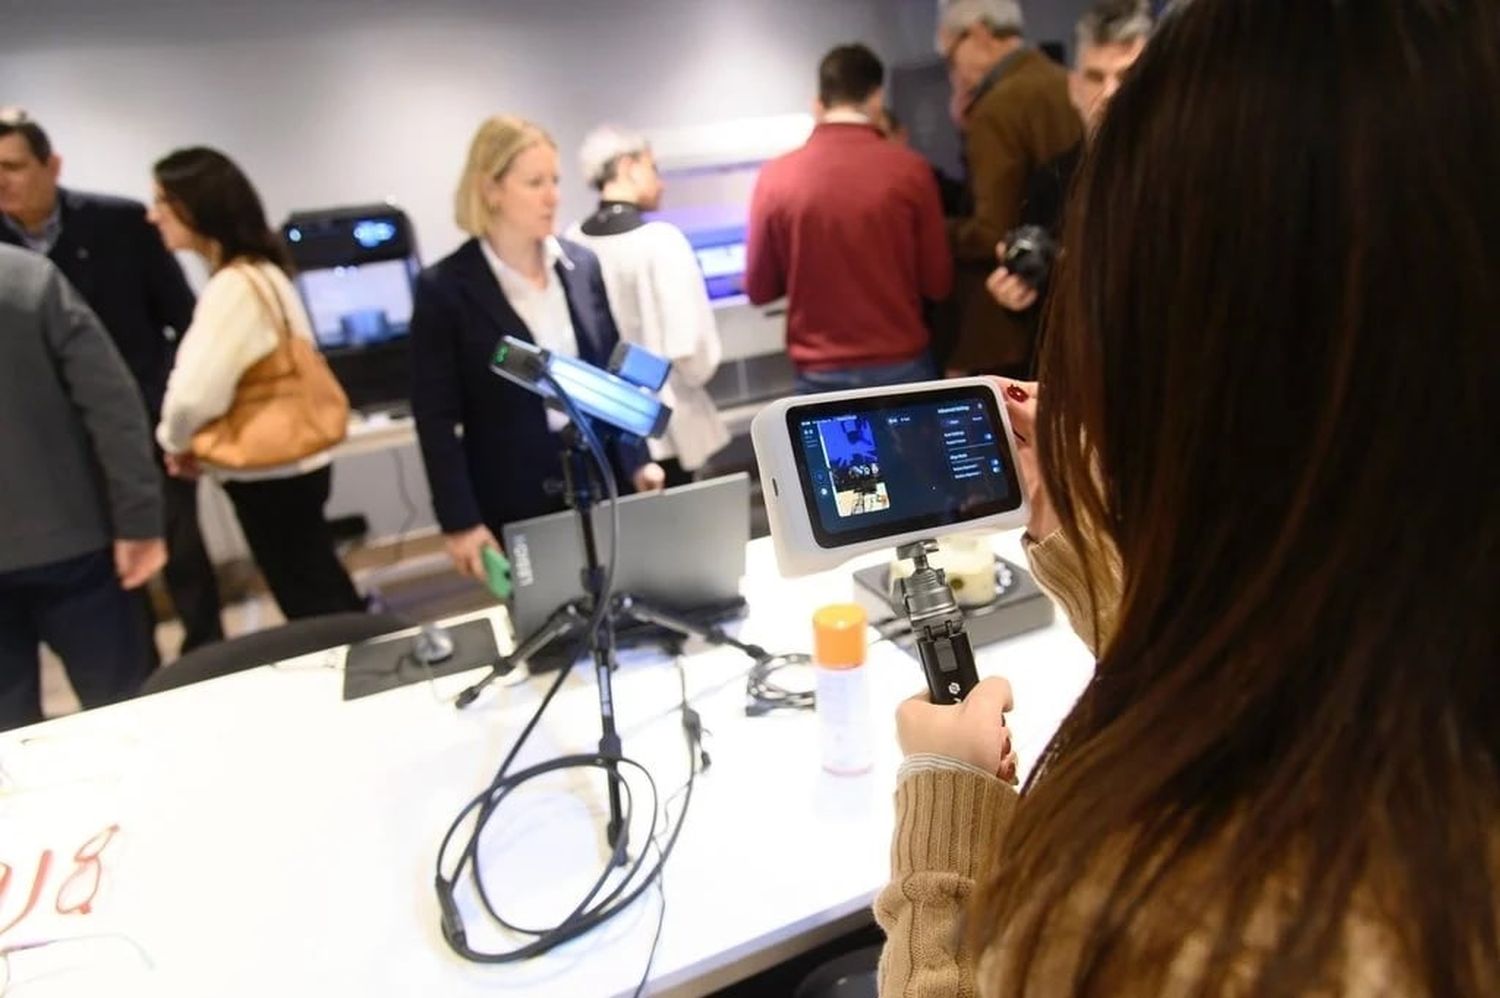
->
<box><xmin>482</xmin><ymin>545</ymin><xmax>512</xmax><ymax>601</ymax></box>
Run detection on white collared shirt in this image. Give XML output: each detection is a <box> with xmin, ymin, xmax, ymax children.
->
<box><xmin>820</xmin><ymin>108</ymin><xmax>873</xmax><ymax>126</ymax></box>
<box><xmin>479</xmin><ymin>235</ymin><xmax>580</xmax><ymax>358</ymax></box>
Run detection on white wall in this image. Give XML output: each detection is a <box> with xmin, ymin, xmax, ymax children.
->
<box><xmin>0</xmin><ymin>0</ymin><xmax>1096</xmax><ymax>262</ymax></box>
<box><xmin>1</xmin><ymin>0</ymin><xmax>945</xmax><ymax>262</ymax></box>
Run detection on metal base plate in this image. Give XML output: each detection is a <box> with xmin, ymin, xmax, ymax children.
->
<box><xmin>851</xmin><ymin>556</ymin><xmax>1055</xmax><ymax>650</ymax></box>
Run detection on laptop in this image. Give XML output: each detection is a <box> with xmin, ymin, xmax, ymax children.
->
<box><xmin>501</xmin><ymin>472</ymin><xmax>751</xmax><ymax>646</ymax></box>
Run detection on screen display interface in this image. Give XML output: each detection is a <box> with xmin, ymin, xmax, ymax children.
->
<box><xmin>788</xmin><ymin>386</ymin><xmax>1021</xmax><ymax>547</ymax></box>
<box><xmin>295</xmin><ymin>258</ymin><xmax>415</xmax><ymax>352</ymax></box>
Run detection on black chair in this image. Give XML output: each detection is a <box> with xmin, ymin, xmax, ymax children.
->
<box><xmin>140</xmin><ymin>612</ymin><xmax>413</xmax><ymax>696</ymax></box>
<box><xmin>793</xmin><ymin>944</ymin><xmax>881</xmax><ymax>998</ymax></box>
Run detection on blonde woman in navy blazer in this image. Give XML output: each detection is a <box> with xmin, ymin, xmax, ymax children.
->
<box><xmin>410</xmin><ymin>115</ymin><xmax>663</xmax><ymax>580</ymax></box>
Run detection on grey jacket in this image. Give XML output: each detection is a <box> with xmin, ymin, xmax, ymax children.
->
<box><xmin>0</xmin><ymin>243</ymin><xmax>162</xmax><ymax>573</ymax></box>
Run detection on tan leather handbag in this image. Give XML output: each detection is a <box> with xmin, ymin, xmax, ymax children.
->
<box><xmin>191</xmin><ymin>264</ymin><xmax>350</xmax><ymax>469</ymax></box>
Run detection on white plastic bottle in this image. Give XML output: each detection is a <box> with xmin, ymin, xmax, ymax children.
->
<box><xmin>812</xmin><ymin>603</ymin><xmax>873</xmax><ymax>775</ymax></box>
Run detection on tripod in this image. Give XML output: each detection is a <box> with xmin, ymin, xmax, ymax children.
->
<box><xmin>895</xmin><ymin>540</ymin><xmax>981</xmax><ymax>705</ymax></box>
<box><xmin>455</xmin><ymin>430</ymin><xmax>766</xmax><ymax>859</ymax></box>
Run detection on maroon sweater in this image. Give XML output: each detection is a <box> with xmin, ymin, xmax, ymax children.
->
<box><xmin>745</xmin><ymin>123</ymin><xmax>953</xmax><ymax>372</ymax></box>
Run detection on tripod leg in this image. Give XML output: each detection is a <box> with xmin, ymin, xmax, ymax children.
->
<box><xmin>611</xmin><ymin>594</ymin><xmax>767</xmax><ymax>661</ymax></box>
<box><xmin>455</xmin><ymin>600</ymin><xmax>588</xmax><ymax>709</ymax></box>
<box><xmin>589</xmin><ymin>612</ymin><xmax>629</xmax><ymax>862</ymax></box>
<box><xmin>509</xmin><ymin>601</ymin><xmax>590</xmax><ymax>670</ymax></box>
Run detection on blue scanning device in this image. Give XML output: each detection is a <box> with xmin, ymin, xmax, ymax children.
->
<box><xmin>491</xmin><ymin>337</ymin><xmax>671</xmax><ymax>439</ymax></box>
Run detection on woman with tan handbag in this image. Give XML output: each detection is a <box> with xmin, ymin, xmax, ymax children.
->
<box><xmin>150</xmin><ymin>147</ymin><xmax>363</xmax><ymax>621</ymax></box>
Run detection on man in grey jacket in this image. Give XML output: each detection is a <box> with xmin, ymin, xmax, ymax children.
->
<box><xmin>0</xmin><ymin>243</ymin><xmax>166</xmax><ymax>730</ymax></box>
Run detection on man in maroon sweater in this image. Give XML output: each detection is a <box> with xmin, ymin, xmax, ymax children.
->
<box><xmin>746</xmin><ymin>44</ymin><xmax>953</xmax><ymax>393</ymax></box>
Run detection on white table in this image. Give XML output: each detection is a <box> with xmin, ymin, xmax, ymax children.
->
<box><xmin>0</xmin><ymin>534</ymin><xmax>1093</xmax><ymax>998</ymax></box>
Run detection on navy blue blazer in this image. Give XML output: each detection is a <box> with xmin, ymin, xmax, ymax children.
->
<box><xmin>410</xmin><ymin>236</ymin><xmax>647</xmax><ymax>536</ymax></box>
<box><xmin>0</xmin><ymin>188</ymin><xmax>196</xmax><ymax>417</ymax></box>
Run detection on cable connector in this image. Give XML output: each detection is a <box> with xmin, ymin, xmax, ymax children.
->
<box><xmin>681</xmin><ymin>707</ymin><xmax>712</xmax><ymax>772</ymax></box>
<box><xmin>435</xmin><ymin>879</ymin><xmax>468</xmax><ymax>949</ymax></box>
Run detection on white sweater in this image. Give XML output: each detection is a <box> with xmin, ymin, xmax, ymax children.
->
<box><xmin>565</xmin><ymin>220</ymin><xmax>730</xmax><ymax>471</ymax></box>
<box><xmin>156</xmin><ymin>262</ymin><xmax>332</xmax><ymax>481</ymax></box>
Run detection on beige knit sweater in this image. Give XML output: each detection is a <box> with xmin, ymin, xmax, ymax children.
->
<box><xmin>873</xmin><ymin>528</ymin><xmax>1112</xmax><ymax>998</ymax></box>
<box><xmin>872</xmin><ymin>530</ymin><xmax>1418</xmax><ymax>997</ymax></box>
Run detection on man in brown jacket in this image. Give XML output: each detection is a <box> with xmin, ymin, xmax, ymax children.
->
<box><xmin>937</xmin><ymin>0</ymin><xmax>1082</xmax><ymax>375</ymax></box>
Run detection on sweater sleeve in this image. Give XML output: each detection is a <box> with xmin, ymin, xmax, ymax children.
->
<box><xmin>875</xmin><ymin>761</ymin><xmax>1018</xmax><ymax>998</ymax></box>
<box><xmin>44</xmin><ymin>267</ymin><xmax>163</xmax><ymax>541</ymax></box>
<box><xmin>156</xmin><ymin>268</ymin><xmax>279</xmax><ymax>454</ymax></box>
<box><xmin>1023</xmin><ymin>528</ymin><xmax>1123</xmax><ymax>656</ymax></box>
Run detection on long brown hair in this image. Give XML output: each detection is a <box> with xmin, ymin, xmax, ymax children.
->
<box><xmin>977</xmin><ymin>0</ymin><xmax>1499</xmax><ymax>993</ymax></box>
<box><xmin>153</xmin><ymin>147</ymin><xmax>290</xmax><ymax>272</ymax></box>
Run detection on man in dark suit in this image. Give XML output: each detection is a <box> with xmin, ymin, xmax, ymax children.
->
<box><xmin>0</xmin><ymin>109</ymin><xmax>222</xmax><ymax>656</ymax></box>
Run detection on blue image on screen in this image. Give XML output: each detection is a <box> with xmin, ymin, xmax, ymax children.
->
<box><xmin>794</xmin><ymin>394</ymin><xmax>1016</xmax><ymax>541</ymax></box>
<box><xmin>815</xmin><ymin>417</ymin><xmax>891</xmax><ymax>517</ymax></box>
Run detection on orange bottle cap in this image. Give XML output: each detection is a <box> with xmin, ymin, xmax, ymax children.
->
<box><xmin>812</xmin><ymin>603</ymin><xmax>867</xmax><ymax>669</ymax></box>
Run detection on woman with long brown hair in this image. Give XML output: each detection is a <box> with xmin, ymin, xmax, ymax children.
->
<box><xmin>876</xmin><ymin>0</ymin><xmax>1498</xmax><ymax>993</ymax></box>
<box><xmin>151</xmin><ymin>148</ymin><xmax>364</xmax><ymax>621</ymax></box>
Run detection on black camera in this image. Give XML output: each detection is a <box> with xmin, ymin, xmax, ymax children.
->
<box><xmin>1001</xmin><ymin>225</ymin><xmax>1059</xmax><ymax>289</ymax></box>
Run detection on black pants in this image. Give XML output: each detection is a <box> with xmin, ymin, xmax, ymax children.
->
<box><xmin>222</xmin><ymin>466</ymin><xmax>363</xmax><ymax>621</ymax></box>
<box><xmin>153</xmin><ymin>466</ymin><xmax>224</xmax><ymax>654</ymax></box>
<box><xmin>0</xmin><ymin>549</ymin><xmax>153</xmax><ymax>731</ymax></box>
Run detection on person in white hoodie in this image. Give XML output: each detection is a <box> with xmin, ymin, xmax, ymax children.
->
<box><xmin>567</xmin><ymin>127</ymin><xmax>729</xmax><ymax>484</ymax></box>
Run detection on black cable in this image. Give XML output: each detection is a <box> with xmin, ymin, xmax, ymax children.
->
<box><xmin>741</xmin><ymin>617</ymin><xmax>907</xmax><ymax>716</ymax></box>
<box><xmin>434</xmin><ymin>661</ymin><xmax>706</xmax><ymax>965</ymax></box>
<box><xmin>634</xmin><ymin>877</ymin><xmax>667</xmax><ymax>998</ymax></box>
<box><xmin>457</xmin><ymin>372</ymin><xmax>625</xmax><ymax>928</ymax></box>
<box><xmin>630</xmin><ymin>656</ymin><xmax>705</xmax><ymax>998</ymax></box>
<box><xmin>745</xmin><ymin>652</ymin><xmax>815</xmax><ymax>716</ymax></box>
<box><xmin>434</xmin><ymin>375</ymin><xmax>699</xmax><ymax>976</ymax></box>
<box><xmin>548</xmin><ymin>370</ymin><xmax>620</xmax><ymax>648</ymax></box>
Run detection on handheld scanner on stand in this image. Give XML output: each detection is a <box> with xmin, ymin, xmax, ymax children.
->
<box><xmin>491</xmin><ymin>337</ymin><xmax>672</xmax><ymax>440</ymax></box>
<box><xmin>751</xmin><ymin>379</ymin><xmax>1029</xmax><ymax>701</ymax></box>
<box><xmin>896</xmin><ymin>540</ymin><xmax>981</xmax><ymax>703</ymax></box>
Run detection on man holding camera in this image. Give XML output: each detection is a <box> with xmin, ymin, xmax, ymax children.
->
<box><xmin>936</xmin><ymin>0</ymin><xmax>1080</xmax><ymax>378</ymax></box>
<box><xmin>988</xmin><ymin>1</ymin><xmax>1153</xmax><ymax>328</ymax></box>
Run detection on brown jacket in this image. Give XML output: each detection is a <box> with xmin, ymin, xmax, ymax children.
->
<box><xmin>948</xmin><ymin>49</ymin><xmax>1082</xmax><ymax>373</ymax></box>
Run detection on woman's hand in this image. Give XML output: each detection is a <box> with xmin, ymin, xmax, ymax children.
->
<box><xmin>996</xmin><ymin>379</ymin><xmax>1059</xmax><ymax>540</ymax></box>
<box><xmin>632</xmin><ymin>462</ymin><xmax>667</xmax><ymax>494</ymax></box>
<box><xmin>896</xmin><ymin>677</ymin><xmax>1019</xmax><ymax>784</ymax></box>
<box><xmin>164</xmin><ymin>451</ymin><xmax>201</xmax><ymax>480</ymax></box>
<box><xmin>444</xmin><ymin>524</ymin><xmax>500</xmax><ymax>581</ymax></box>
